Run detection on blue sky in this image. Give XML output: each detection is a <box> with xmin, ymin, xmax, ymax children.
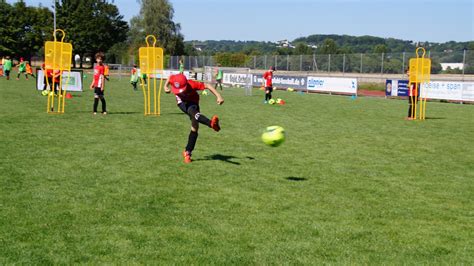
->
<box><xmin>7</xmin><ymin>0</ymin><xmax>474</xmax><ymax>42</ymax></box>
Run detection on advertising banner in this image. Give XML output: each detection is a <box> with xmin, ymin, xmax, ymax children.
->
<box><xmin>307</xmin><ymin>77</ymin><xmax>357</xmax><ymax>94</ymax></box>
<box><xmin>150</xmin><ymin>70</ymin><xmax>190</xmax><ymax>79</ymax></box>
<box><xmin>223</xmin><ymin>73</ymin><xmax>251</xmax><ymax>86</ymax></box>
<box><xmin>421</xmin><ymin>81</ymin><xmax>472</xmax><ymax>101</ymax></box>
<box><xmin>252</xmin><ymin>74</ymin><xmax>307</xmax><ymax>90</ymax></box>
<box><xmin>36</xmin><ymin>70</ymin><xmax>83</xmax><ymax>92</ymax></box>
<box><xmin>388</xmin><ymin>79</ymin><xmax>474</xmax><ymax>102</ymax></box>
<box><xmin>386</xmin><ymin>79</ymin><xmax>409</xmax><ymax>96</ymax></box>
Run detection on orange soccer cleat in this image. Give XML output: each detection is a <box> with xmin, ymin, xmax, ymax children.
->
<box><xmin>183</xmin><ymin>150</ymin><xmax>192</xmax><ymax>163</ymax></box>
<box><xmin>210</xmin><ymin>115</ymin><xmax>220</xmax><ymax>132</ymax></box>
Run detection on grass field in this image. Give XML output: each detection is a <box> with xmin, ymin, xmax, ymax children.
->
<box><xmin>1</xmin><ymin>76</ymin><xmax>473</xmax><ymax>264</ymax></box>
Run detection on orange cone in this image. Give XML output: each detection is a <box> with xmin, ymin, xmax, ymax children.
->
<box><xmin>66</xmin><ymin>93</ymin><xmax>73</xmax><ymax>99</ymax></box>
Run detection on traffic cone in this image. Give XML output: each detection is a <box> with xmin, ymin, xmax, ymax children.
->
<box><xmin>66</xmin><ymin>93</ymin><xmax>73</xmax><ymax>99</ymax></box>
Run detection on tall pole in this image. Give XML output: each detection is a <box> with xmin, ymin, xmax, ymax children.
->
<box><xmin>53</xmin><ymin>0</ymin><xmax>56</xmax><ymax>32</ymax></box>
<box><xmin>462</xmin><ymin>49</ymin><xmax>466</xmax><ymax>78</ymax></box>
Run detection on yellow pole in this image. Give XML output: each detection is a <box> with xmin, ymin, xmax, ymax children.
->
<box><xmin>141</xmin><ymin>76</ymin><xmax>147</xmax><ymax>115</ymax></box>
<box><xmin>153</xmin><ymin>74</ymin><xmax>157</xmax><ymax>115</ymax></box>
<box><xmin>158</xmin><ymin>73</ymin><xmax>163</xmax><ymax>116</ymax></box>
<box><xmin>413</xmin><ymin>82</ymin><xmax>418</xmax><ymax>120</ymax></box>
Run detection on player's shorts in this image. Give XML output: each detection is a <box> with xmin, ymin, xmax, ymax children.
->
<box><xmin>216</xmin><ymin>79</ymin><xmax>222</xmax><ymax>84</ymax></box>
<box><xmin>94</xmin><ymin>87</ymin><xmax>104</xmax><ymax>97</ymax></box>
<box><xmin>178</xmin><ymin>102</ymin><xmax>200</xmax><ymax>128</ymax></box>
<box><xmin>265</xmin><ymin>86</ymin><xmax>273</xmax><ymax>93</ymax></box>
<box><xmin>5</xmin><ymin>70</ymin><xmax>10</xmax><ymax>77</ymax></box>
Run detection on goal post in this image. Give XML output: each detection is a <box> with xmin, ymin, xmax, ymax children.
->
<box><xmin>204</xmin><ymin>66</ymin><xmax>252</xmax><ymax>96</ymax></box>
<box><xmin>107</xmin><ymin>63</ymin><xmax>123</xmax><ymax>80</ymax></box>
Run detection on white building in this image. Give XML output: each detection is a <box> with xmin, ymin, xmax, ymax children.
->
<box><xmin>440</xmin><ymin>63</ymin><xmax>464</xmax><ymax>71</ymax></box>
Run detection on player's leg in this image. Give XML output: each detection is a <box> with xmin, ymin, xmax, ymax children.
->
<box><xmin>98</xmin><ymin>90</ymin><xmax>107</xmax><ymax>114</ymax></box>
<box><xmin>93</xmin><ymin>88</ymin><xmax>100</xmax><ymax>114</ymax></box>
<box><xmin>5</xmin><ymin>70</ymin><xmax>10</xmax><ymax>80</ymax></box>
<box><xmin>53</xmin><ymin>82</ymin><xmax>59</xmax><ymax>95</ymax></box>
<box><xmin>407</xmin><ymin>96</ymin><xmax>412</xmax><ymax>118</ymax></box>
<box><xmin>265</xmin><ymin>87</ymin><xmax>271</xmax><ymax>101</ymax></box>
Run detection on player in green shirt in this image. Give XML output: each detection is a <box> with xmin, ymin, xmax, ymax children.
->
<box><xmin>3</xmin><ymin>56</ymin><xmax>12</xmax><ymax>80</ymax></box>
<box><xmin>215</xmin><ymin>65</ymin><xmax>223</xmax><ymax>90</ymax></box>
<box><xmin>16</xmin><ymin>57</ymin><xmax>28</xmax><ymax>80</ymax></box>
<box><xmin>179</xmin><ymin>58</ymin><xmax>184</xmax><ymax>73</ymax></box>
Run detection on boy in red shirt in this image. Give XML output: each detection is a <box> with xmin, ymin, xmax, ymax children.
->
<box><xmin>41</xmin><ymin>63</ymin><xmax>60</xmax><ymax>94</ymax></box>
<box><xmin>406</xmin><ymin>68</ymin><xmax>420</xmax><ymax>120</ymax></box>
<box><xmin>262</xmin><ymin>66</ymin><xmax>275</xmax><ymax>103</ymax></box>
<box><xmin>90</xmin><ymin>52</ymin><xmax>107</xmax><ymax>115</ymax></box>
<box><xmin>164</xmin><ymin>74</ymin><xmax>224</xmax><ymax>163</ymax></box>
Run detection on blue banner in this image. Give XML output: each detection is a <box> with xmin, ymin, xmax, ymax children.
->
<box><xmin>386</xmin><ymin>79</ymin><xmax>409</xmax><ymax>96</ymax></box>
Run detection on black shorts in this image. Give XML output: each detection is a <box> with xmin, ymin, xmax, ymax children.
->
<box><xmin>94</xmin><ymin>87</ymin><xmax>104</xmax><ymax>96</ymax></box>
<box><xmin>216</xmin><ymin>79</ymin><xmax>222</xmax><ymax>84</ymax></box>
<box><xmin>5</xmin><ymin>70</ymin><xmax>10</xmax><ymax>77</ymax></box>
<box><xmin>265</xmin><ymin>86</ymin><xmax>273</xmax><ymax>93</ymax></box>
<box><xmin>178</xmin><ymin>102</ymin><xmax>200</xmax><ymax>128</ymax></box>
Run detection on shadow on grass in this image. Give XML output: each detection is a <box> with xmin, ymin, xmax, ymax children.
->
<box><xmin>74</xmin><ymin>111</ymin><xmax>140</xmax><ymax>115</ymax></box>
<box><xmin>285</xmin><ymin>176</ymin><xmax>307</xmax><ymax>181</ymax></box>
<box><xmin>195</xmin><ymin>154</ymin><xmax>255</xmax><ymax>165</ymax></box>
<box><xmin>424</xmin><ymin>117</ymin><xmax>446</xmax><ymax>120</ymax></box>
<box><xmin>108</xmin><ymin>111</ymin><xmax>141</xmax><ymax>115</ymax></box>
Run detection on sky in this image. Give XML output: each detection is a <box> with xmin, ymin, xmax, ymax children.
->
<box><xmin>7</xmin><ymin>0</ymin><xmax>474</xmax><ymax>43</ymax></box>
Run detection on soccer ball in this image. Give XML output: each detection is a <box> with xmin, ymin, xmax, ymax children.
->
<box><xmin>268</xmin><ymin>99</ymin><xmax>276</xmax><ymax>105</ymax></box>
<box><xmin>261</xmin><ymin>126</ymin><xmax>285</xmax><ymax>147</ymax></box>
<box><xmin>202</xmin><ymin>90</ymin><xmax>208</xmax><ymax>96</ymax></box>
<box><xmin>41</xmin><ymin>90</ymin><xmax>49</xmax><ymax>96</ymax></box>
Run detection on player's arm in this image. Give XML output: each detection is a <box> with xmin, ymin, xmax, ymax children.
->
<box><xmin>205</xmin><ymin>83</ymin><xmax>224</xmax><ymax>105</ymax></box>
<box><xmin>164</xmin><ymin>79</ymin><xmax>171</xmax><ymax>93</ymax></box>
<box><xmin>89</xmin><ymin>75</ymin><xmax>95</xmax><ymax>89</ymax></box>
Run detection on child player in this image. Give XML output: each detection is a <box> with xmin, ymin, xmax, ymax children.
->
<box><xmin>90</xmin><ymin>52</ymin><xmax>107</xmax><ymax>115</ymax></box>
<box><xmin>179</xmin><ymin>58</ymin><xmax>184</xmax><ymax>74</ymax></box>
<box><xmin>406</xmin><ymin>68</ymin><xmax>419</xmax><ymax>120</ymax></box>
<box><xmin>215</xmin><ymin>64</ymin><xmax>223</xmax><ymax>91</ymax></box>
<box><xmin>130</xmin><ymin>64</ymin><xmax>139</xmax><ymax>91</ymax></box>
<box><xmin>26</xmin><ymin>61</ymin><xmax>36</xmax><ymax>78</ymax></box>
<box><xmin>164</xmin><ymin>73</ymin><xmax>224</xmax><ymax>163</ymax></box>
<box><xmin>16</xmin><ymin>57</ymin><xmax>28</xmax><ymax>80</ymax></box>
<box><xmin>3</xmin><ymin>56</ymin><xmax>12</xmax><ymax>80</ymax></box>
<box><xmin>262</xmin><ymin>66</ymin><xmax>275</xmax><ymax>103</ymax></box>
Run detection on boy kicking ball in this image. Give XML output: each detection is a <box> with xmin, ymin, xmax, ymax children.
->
<box><xmin>164</xmin><ymin>73</ymin><xmax>224</xmax><ymax>163</ymax></box>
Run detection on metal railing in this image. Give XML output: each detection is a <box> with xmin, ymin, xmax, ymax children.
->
<box><xmin>167</xmin><ymin>50</ymin><xmax>473</xmax><ymax>75</ymax></box>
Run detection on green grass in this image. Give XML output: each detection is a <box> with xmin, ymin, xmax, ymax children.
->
<box><xmin>1</xmin><ymin>77</ymin><xmax>473</xmax><ymax>264</ymax></box>
<box><xmin>359</xmin><ymin>82</ymin><xmax>385</xmax><ymax>91</ymax></box>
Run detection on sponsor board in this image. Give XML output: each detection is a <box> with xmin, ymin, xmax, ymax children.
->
<box><xmin>307</xmin><ymin>77</ymin><xmax>357</xmax><ymax>94</ymax></box>
<box><xmin>252</xmin><ymin>74</ymin><xmax>307</xmax><ymax>90</ymax></box>
<box><xmin>36</xmin><ymin>70</ymin><xmax>83</xmax><ymax>92</ymax></box>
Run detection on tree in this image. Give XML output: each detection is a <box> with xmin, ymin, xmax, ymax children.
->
<box><xmin>294</xmin><ymin>43</ymin><xmax>313</xmax><ymax>55</ymax></box>
<box><xmin>130</xmin><ymin>0</ymin><xmax>185</xmax><ymax>56</ymax></box>
<box><xmin>215</xmin><ymin>52</ymin><xmax>248</xmax><ymax>67</ymax></box>
<box><xmin>0</xmin><ymin>1</ymin><xmax>53</xmax><ymax>59</ymax></box>
<box><xmin>56</xmin><ymin>0</ymin><xmax>129</xmax><ymax>67</ymax></box>
<box><xmin>319</xmin><ymin>38</ymin><xmax>338</xmax><ymax>54</ymax></box>
<box><xmin>374</xmin><ymin>44</ymin><xmax>389</xmax><ymax>54</ymax></box>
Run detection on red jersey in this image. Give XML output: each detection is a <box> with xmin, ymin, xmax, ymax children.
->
<box><xmin>52</xmin><ymin>70</ymin><xmax>61</xmax><ymax>83</ymax></box>
<box><xmin>93</xmin><ymin>64</ymin><xmax>105</xmax><ymax>88</ymax></box>
<box><xmin>169</xmin><ymin>75</ymin><xmax>205</xmax><ymax>104</ymax></box>
<box><xmin>263</xmin><ymin>71</ymin><xmax>273</xmax><ymax>87</ymax></box>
